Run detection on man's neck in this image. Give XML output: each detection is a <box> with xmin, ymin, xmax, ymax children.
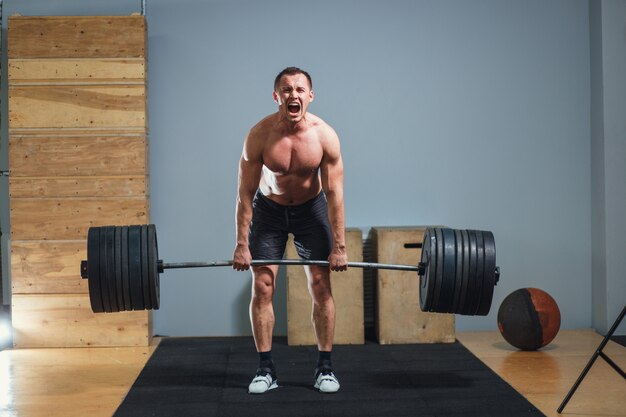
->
<box><xmin>277</xmin><ymin>113</ymin><xmax>309</xmax><ymax>134</ymax></box>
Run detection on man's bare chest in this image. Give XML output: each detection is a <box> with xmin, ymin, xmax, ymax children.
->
<box><xmin>262</xmin><ymin>135</ymin><xmax>323</xmax><ymax>176</ymax></box>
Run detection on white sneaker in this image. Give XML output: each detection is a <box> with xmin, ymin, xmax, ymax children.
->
<box><xmin>314</xmin><ymin>371</ymin><xmax>340</xmax><ymax>393</ymax></box>
<box><xmin>248</xmin><ymin>369</ymin><xmax>278</xmax><ymax>394</ymax></box>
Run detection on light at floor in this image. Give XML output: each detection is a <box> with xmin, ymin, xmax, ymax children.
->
<box><xmin>0</xmin><ymin>319</ymin><xmax>11</xmax><ymax>349</ymax></box>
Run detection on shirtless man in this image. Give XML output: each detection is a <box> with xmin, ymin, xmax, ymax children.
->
<box><xmin>233</xmin><ymin>67</ymin><xmax>348</xmax><ymax>394</ymax></box>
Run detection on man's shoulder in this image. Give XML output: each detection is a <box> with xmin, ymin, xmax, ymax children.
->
<box><xmin>251</xmin><ymin>113</ymin><xmax>278</xmax><ymax>133</ymax></box>
<box><xmin>307</xmin><ymin>113</ymin><xmax>338</xmax><ymax>142</ymax></box>
<box><xmin>306</xmin><ymin>112</ymin><xmax>327</xmax><ymax>127</ymax></box>
<box><xmin>246</xmin><ymin>114</ymin><xmax>279</xmax><ymax>145</ymax></box>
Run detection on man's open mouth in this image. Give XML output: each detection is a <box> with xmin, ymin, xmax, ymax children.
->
<box><xmin>287</xmin><ymin>102</ymin><xmax>301</xmax><ymax>115</ymax></box>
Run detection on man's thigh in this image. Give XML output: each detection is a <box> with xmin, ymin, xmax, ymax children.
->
<box><xmin>249</xmin><ymin>222</ymin><xmax>289</xmax><ymax>260</ymax></box>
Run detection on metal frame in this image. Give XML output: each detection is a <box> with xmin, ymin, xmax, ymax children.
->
<box><xmin>557</xmin><ymin>304</ymin><xmax>626</xmax><ymax>413</ymax></box>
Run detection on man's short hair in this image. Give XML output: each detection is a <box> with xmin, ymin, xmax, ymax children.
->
<box><xmin>274</xmin><ymin>67</ymin><xmax>312</xmax><ymax>91</ymax></box>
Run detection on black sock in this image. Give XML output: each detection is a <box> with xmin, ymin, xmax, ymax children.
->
<box><xmin>259</xmin><ymin>351</ymin><xmax>272</xmax><ymax>362</ymax></box>
<box><xmin>317</xmin><ymin>350</ymin><xmax>332</xmax><ymax>367</ymax></box>
<box><xmin>258</xmin><ymin>351</ymin><xmax>274</xmax><ymax>370</ymax></box>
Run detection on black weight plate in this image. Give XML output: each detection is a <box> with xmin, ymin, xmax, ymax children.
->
<box><xmin>426</xmin><ymin>227</ymin><xmax>443</xmax><ymax>311</ymax></box>
<box><xmin>431</xmin><ymin>227</ymin><xmax>445</xmax><ymax>313</ymax></box>
<box><xmin>128</xmin><ymin>225</ymin><xmax>145</xmax><ymax>310</ymax></box>
<box><xmin>462</xmin><ymin>230</ymin><xmax>478</xmax><ymax>315</ymax></box>
<box><xmin>105</xmin><ymin>226</ymin><xmax>119</xmax><ymax>313</ymax></box>
<box><xmin>425</xmin><ymin>227</ymin><xmax>438</xmax><ymax>311</ymax></box>
<box><xmin>419</xmin><ymin>228</ymin><xmax>431</xmax><ymax>311</ymax></box>
<box><xmin>471</xmin><ymin>230</ymin><xmax>485</xmax><ymax>316</ymax></box>
<box><xmin>87</xmin><ymin>227</ymin><xmax>104</xmax><ymax>313</ymax></box>
<box><xmin>121</xmin><ymin>226</ymin><xmax>132</xmax><ymax>311</ymax></box>
<box><xmin>476</xmin><ymin>231</ymin><xmax>496</xmax><ymax>316</ymax></box>
<box><xmin>432</xmin><ymin>227</ymin><xmax>444</xmax><ymax>312</ymax></box>
<box><xmin>99</xmin><ymin>226</ymin><xmax>112</xmax><ymax>313</ymax></box>
<box><xmin>154</xmin><ymin>225</ymin><xmax>161</xmax><ymax>309</ymax></box>
<box><xmin>436</xmin><ymin>228</ymin><xmax>456</xmax><ymax>313</ymax></box>
<box><xmin>430</xmin><ymin>229</ymin><xmax>443</xmax><ymax>313</ymax></box>
<box><xmin>451</xmin><ymin>229</ymin><xmax>464</xmax><ymax>313</ymax></box>
<box><xmin>148</xmin><ymin>224</ymin><xmax>160</xmax><ymax>310</ymax></box>
<box><xmin>114</xmin><ymin>227</ymin><xmax>124</xmax><ymax>312</ymax></box>
<box><xmin>457</xmin><ymin>229</ymin><xmax>471</xmax><ymax>314</ymax></box>
<box><xmin>464</xmin><ymin>231</ymin><xmax>478</xmax><ymax>316</ymax></box>
<box><xmin>420</xmin><ymin>228</ymin><xmax>437</xmax><ymax>311</ymax></box>
<box><xmin>105</xmin><ymin>227</ymin><xmax>118</xmax><ymax>313</ymax></box>
<box><xmin>141</xmin><ymin>225</ymin><xmax>152</xmax><ymax>310</ymax></box>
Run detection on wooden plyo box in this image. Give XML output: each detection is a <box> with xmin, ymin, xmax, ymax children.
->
<box><xmin>371</xmin><ymin>227</ymin><xmax>455</xmax><ymax>344</ymax></box>
<box><xmin>286</xmin><ymin>228</ymin><xmax>364</xmax><ymax>346</ymax></box>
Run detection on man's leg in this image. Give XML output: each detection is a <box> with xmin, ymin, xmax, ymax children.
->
<box><xmin>306</xmin><ymin>265</ymin><xmax>340</xmax><ymax>393</ymax></box>
<box><xmin>290</xmin><ymin>192</ymin><xmax>338</xmax><ymax>391</ymax></box>
<box><xmin>305</xmin><ymin>265</ymin><xmax>335</xmax><ymax>351</ymax></box>
<box><xmin>250</xmin><ymin>265</ymin><xmax>279</xmax><ymax>352</ymax></box>
<box><xmin>248</xmin><ymin>264</ymin><xmax>280</xmax><ymax>394</ymax></box>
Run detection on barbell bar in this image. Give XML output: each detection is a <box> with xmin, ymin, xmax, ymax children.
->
<box><xmin>160</xmin><ymin>260</ymin><xmax>424</xmax><ymax>272</ymax></box>
<box><xmin>80</xmin><ymin>225</ymin><xmax>500</xmax><ymax>316</ymax></box>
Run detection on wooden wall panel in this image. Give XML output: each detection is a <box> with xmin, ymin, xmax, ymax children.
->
<box><xmin>11</xmin><ymin>241</ymin><xmax>87</xmax><ymax>294</ymax></box>
<box><xmin>8</xmin><ymin>15</ymin><xmax>151</xmax><ymax>347</ymax></box>
<box><xmin>10</xmin><ymin>198</ymin><xmax>148</xmax><ymax>240</ymax></box>
<box><xmin>7</xmin><ymin>128</ymin><xmax>145</xmax><ymax>136</ymax></box>
<box><xmin>9</xmin><ymin>136</ymin><xmax>147</xmax><ymax>177</ymax></box>
<box><xmin>9</xmin><ymin>85</ymin><xmax>146</xmax><ymax>129</ymax></box>
<box><xmin>11</xmin><ymin>294</ymin><xmax>151</xmax><ymax>347</ymax></box>
<box><xmin>8</xmin><ymin>16</ymin><xmax>146</xmax><ymax>59</ymax></box>
<box><xmin>9</xmin><ymin>177</ymin><xmax>147</xmax><ymax>198</ymax></box>
<box><xmin>9</xmin><ymin>59</ymin><xmax>145</xmax><ymax>84</ymax></box>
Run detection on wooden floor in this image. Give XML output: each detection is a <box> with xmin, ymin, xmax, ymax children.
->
<box><xmin>457</xmin><ymin>330</ymin><xmax>626</xmax><ymax>417</ymax></box>
<box><xmin>0</xmin><ymin>329</ymin><xmax>624</xmax><ymax>417</ymax></box>
<box><xmin>0</xmin><ymin>341</ymin><xmax>160</xmax><ymax>417</ymax></box>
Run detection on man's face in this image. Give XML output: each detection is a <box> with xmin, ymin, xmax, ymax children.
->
<box><xmin>273</xmin><ymin>73</ymin><xmax>314</xmax><ymax>123</ymax></box>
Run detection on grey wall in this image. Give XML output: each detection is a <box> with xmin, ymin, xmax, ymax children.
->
<box><xmin>1</xmin><ymin>0</ymin><xmax>606</xmax><ymax>337</ymax></box>
<box><xmin>590</xmin><ymin>0</ymin><xmax>626</xmax><ymax>335</ymax></box>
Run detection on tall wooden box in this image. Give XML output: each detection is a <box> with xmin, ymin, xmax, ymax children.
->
<box><xmin>286</xmin><ymin>228</ymin><xmax>364</xmax><ymax>346</ymax></box>
<box><xmin>8</xmin><ymin>15</ymin><xmax>151</xmax><ymax>347</ymax></box>
<box><xmin>371</xmin><ymin>227</ymin><xmax>455</xmax><ymax>344</ymax></box>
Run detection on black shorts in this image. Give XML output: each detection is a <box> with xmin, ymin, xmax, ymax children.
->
<box><xmin>249</xmin><ymin>190</ymin><xmax>332</xmax><ymax>261</ymax></box>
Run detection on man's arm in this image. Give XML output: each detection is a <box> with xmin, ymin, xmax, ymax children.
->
<box><xmin>320</xmin><ymin>126</ymin><xmax>348</xmax><ymax>272</ymax></box>
<box><xmin>233</xmin><ymin>129</ymin><xmax>264</xmax><ymax>270</ymax></box>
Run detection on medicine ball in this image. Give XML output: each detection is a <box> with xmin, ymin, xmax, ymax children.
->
<box><xmin>497</xmin><ymin>288</ymin><xmax>561</xmax><ymax>351</ymax></box>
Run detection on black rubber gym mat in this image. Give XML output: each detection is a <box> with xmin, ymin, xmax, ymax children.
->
<box><xmin>612</xmin><ymin>335</ymin><xmax>626</xmax><ymax>348</ymax></box>
<box><xmin>114</xmin><ymin>337</ymin><xmax>546</xmax><ymax>417</ymax></box>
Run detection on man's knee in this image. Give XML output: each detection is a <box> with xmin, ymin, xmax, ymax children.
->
<box><xmin>252</xmin><ymin>267</ymin><xmax>276</xmax><ymax>302</ymax></box>
<box><xmin>308</xmin><ymin>266</ymin><xmax>332</xmax><ymax>303</ymax></box>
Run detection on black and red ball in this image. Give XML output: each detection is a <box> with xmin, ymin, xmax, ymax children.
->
<box><xmin>497</xmin><ymin>288</ymin><xmax>561</xmax><ymax>350</ymax></box>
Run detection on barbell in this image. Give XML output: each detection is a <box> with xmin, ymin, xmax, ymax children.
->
<box><xmin>80</xmin><ymin>225</ymin><xmax>500</xmax><ymax>316</ymax></box>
